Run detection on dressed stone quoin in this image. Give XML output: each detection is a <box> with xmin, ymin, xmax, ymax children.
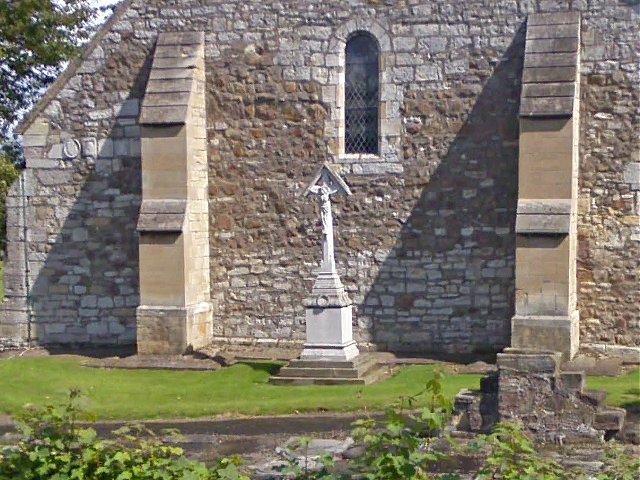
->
<box><xmin>301</xmin><ymin>163</ymin><xmax>359</xmax><ymax>362</ymax></box>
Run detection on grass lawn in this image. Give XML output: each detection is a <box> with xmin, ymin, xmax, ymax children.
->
<box><xmin>0</xmin><ymin>357</ymin><xmax>480</xmax><ymax>420</ymax></box>
<box><xmin>0</xmin><ymin>357</ymin><xmax>637</xmax><ymax>421</ymax></box>
<box><xmin>587</xmin><ymin>369</ymin><xmax>640</xmax><ymax>409</ymax></box>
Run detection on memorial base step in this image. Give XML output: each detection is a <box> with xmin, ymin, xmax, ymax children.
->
<box><xmin>269</xmin><ymin>355</ymin><xmax>388</xmax><ymax>385</ymax></box>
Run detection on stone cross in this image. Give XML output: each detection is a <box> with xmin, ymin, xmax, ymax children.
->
<box><xmin>304</xmin><ymin>163</ymin><xmax>351</xmax><ymax>275</ymax></box>
<box><xmin>300</xmin><ymin>163</ymin><xmax>358</xmax><ymax>363</ymax></box>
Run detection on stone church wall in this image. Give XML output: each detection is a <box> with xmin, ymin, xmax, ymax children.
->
<box><xmin>1</xmin><ymin>0</ymin><xmax>637</xmax><ymax>354</ymax></box>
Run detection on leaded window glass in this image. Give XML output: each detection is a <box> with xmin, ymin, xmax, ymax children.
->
<box><xmin>345</xmin><ymin>33</ymin><xmax>379</xmax><ymax>155</ymax></box>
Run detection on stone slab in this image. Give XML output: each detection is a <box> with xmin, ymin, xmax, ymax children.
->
<box><xmin>153</xmin><ymin>44</ymin><xmax>203</xmax><ymax>59</ymax></box>
<box><xmin>522</xmin><ymin>83</ymin><xmax>575</xmax><ymax>98</ymax></box>
<box><xmin>137</xmin><ymin>199</ymin><xmax>187</xmax><ymax>232</ymax></box>
<box><xmin>579</xmin><ymin>389</ymin><xmax>608</xmax><ymax>408</ymax></box>
<box><xmin>148</xmin><ymin>68</ymin><xmax>196</xmax><ymax>81</ymax></box>
<box><xmin>300</xmin><ymin>342</ymin><xmax>360</xmax><ymax>362</ymax></box>
<box><xmin>146</xmin><ymin>78</ymin><xmax>194</xmax><ymax>94</ymax></box>
<box><xmin>520</xmin><ymin>96</ymin><xmax>574</xmax><ymax>117</ymax></box>
<box><xmin>580</xmin><ymin>344</ymin><xmax>640</xmax><ymax>365</ymax></box>
<box><xmin>526</xmin><ymin>24</ymin><xmax>580</xmax><ymax>40</ymax></box>
<box><xmin>270</xmin><ymin>354</ymin><xmax>389</xmax><ymax>386</ymax></box>
<box><xmin>523</xmin><ymin>66</ymin><xmax>577</xmax><ymax>84</ymax></box>
<box><xmin>153</xmin><ymin>56</ymin><xmax>200</xmax><ymax>69</ymax></box>
<box><xmin>278</xmin><ymin>366</ymin><xmax>362</xmax><ymax>378</ymax></box>
<box><xmin>156</xmin><ymin>31</ymin><xmax>205</xmax><ymax>46</ymax></box>
<box><xmin>528</xmin><ymin>12</ymin><xmax>581</xmax><ymax>26</ymax></box>
<box><xmin>515</xmin><ymin>212</ymin><xmax>571</xmax><ymax>234</ymax></box>
<box><xmin>564</xmin><ymin>355</ymin><xmax>623</xmax><ymax>376</ymax></box>
<box><xmin>83</xmin><ymin>354</ymin><xmax>222</xmax><ymax>371</ymax></box>
<box><xmin>139</xmin><ymin>105</ymin><xmax>190</xmax><ymax>125</ymax></box>
<box><xmin>143</xmin><ymin>92</ymin><xmax>192</xmax><ymax>107</ymax></box>
<box><xmin>560</xmin><ymin>371</ymin><xmax>585</xmax><ymax>392</ymax></box>
<box><xmin>525</xmin><ymin>37</ymin><xmax>579</xmax><ymax>54</ymax></box>
<box><xmin>524</xmin><ymin>52</ymin><xmax>578</xmax><ymax>68</ymax></box>
<box><xmin>497</xmin><ymin>351</ymin><xmax>561</xmax><ymax>374</ymax></box>
<box><xmin>594</xmin><ymin>408</ymin><xmax>626</xmax><ymax>431</ymax></box>
<box><xmin>517</xmin><ymin>199</ymin><xmax>572</xmax><ymax>214</ymax></box>
<box><xmin>269</xmin><ymin>376</ymin><xmax>366</xmax><ymax>386</ymax></box>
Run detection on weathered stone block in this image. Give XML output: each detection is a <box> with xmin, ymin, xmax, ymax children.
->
<box><xmin>137</xmin><ymin>302</ymin><xmax>212</xmax><ymax>355</ymax></box>
<box><xmin>497</xmin><ymin>350</ymin><xmax>561</xmax><ymax>374</ymax></box>
<box><xmin>519</xmin><ymin>97</ymin><xmax>574</xmax><ymax>117</ymax></box>
<box><xmin>511</xmin><ymin>313</ymin><xmax>579</xmax><ymax>359</ymax></box>
<box><xmin>593</xmin><ymin>408</ymin><xmax>626</xmax><ymax>431</ymax></box>
<box><xmin>137</xmin><ymin>199</ymin><xmax>187</xmax><ymax>232</ymax></box>
<box><xmin>515</xmin><ymin>213</ymin><xmax>571</xmax><ymax>234</ymax></box>
<box><xmin>560</xmin><ymin>371</ymin><xmax>585</xmax><ymax>392</ymax></box>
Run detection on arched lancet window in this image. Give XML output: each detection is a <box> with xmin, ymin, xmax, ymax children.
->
<box><xmin>345</xmin><ymin>33</ymin><xmax>379</xmax><ymax>155</ymax></box>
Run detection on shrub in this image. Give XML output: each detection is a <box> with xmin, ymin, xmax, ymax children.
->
<box><xmin>0</xmin><ymin>389</ymin><xmax>249</xmax><ymax>480</ymax></box>
<box><xmin>350</xmin><ymin>370</ymin><xmax>459</xmax><ymax>480</ymax></box>
<box><xmin>598</xmin><ymin>442</ymin><xmax>640</xmax><ymax>480</ymax></box>
<box><xmin>474</xmin><ymin>422</ymin><xmax>571</xmax><ymax>480</ymax></box>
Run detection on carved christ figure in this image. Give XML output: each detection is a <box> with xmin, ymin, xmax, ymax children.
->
<box><xmin>309</xmin><ymin>182</ymin><xmax>338</xmax><ymax>273</ymax></box>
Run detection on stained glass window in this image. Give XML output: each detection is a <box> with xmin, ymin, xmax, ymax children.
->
<box><xmin>345</xmin><ymin>33</ymin><xmax>379</xmax><ymax>155</ymax></box>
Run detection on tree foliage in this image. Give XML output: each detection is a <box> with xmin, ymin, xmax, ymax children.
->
<box><xmin>0</xmin><ymin>151</ymin><xmax>20</xmax><ymax>252</ymax></box>
<box><xmin>0</xmin><ymin>0</ymin><xmax>94</xmax><ymax>141</ymax></box>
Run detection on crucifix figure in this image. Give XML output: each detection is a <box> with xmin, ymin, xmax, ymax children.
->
<box><xmin>308</xmin><ymin>182</ymin><xmax>338</xmax><ymax>274</ymax></box>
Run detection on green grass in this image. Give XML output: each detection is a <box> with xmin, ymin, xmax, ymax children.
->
<box><xmin>1</xmin><ymin>358</ymin><xmax>637</xmax><ymax>421</ymax></box>
<box><xmin>587</xmin><ymin>369</ymin><xmax>640</xmax><ymax>409</ymax></box>
<box><xmin>0</xmin><ymin>357</ymin><xmax>480</xmax><ymax>420</ymax></box>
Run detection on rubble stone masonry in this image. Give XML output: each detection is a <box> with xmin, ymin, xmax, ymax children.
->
<box><xmin>0</xmin><ymin>0</ymin><xmax>638</xmax><ymax>354</ymax></box>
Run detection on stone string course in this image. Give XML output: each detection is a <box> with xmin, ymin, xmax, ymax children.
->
<box><xmin>0</xmin><ymin>0</ymin><xmax>637</xmax><ymax>354</ymax></box>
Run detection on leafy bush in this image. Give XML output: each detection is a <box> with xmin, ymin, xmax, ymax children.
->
<box><xmin>598</xmin><ymin>442</ymin><xmax>640</xmax><ymax>480</ymax></box>
<box><xmin>280</xmin><ymin>436</ymin><xmax>341</xmax><ymax>480</ymax></box>
<box><xmin>473</xmin><ymin>422</ymin><xmax>570</xmax><ymax>480</ymax></box>
<box><xmin>2</xmin><ymin>382</ymin><xmax>637</xmax><ymax>480</ymax></box>
<box><xmin>0</xmin><ymin>152</ymin><xmax>19</xmax><ymax>253</ymax></box>
<box><xmin>0</xmin><ymin>389</ymin><xmax>248</xmax><ymax>480</ymax></box>
<box><xmin>350</xmin><ymin>370</ymin><xmax>459</xmax><ymax>480</ymax></box>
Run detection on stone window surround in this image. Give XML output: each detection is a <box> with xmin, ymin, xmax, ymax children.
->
<box><xmin>324</xmin><ymin>18</ymin><xmax>403</xmax><ymax>175</ymax></box>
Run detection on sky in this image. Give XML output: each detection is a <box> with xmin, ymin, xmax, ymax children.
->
<box><xmin>94</xmin><ymin>0</ymin><xmax>120</xmax><ymax>7</ymax></box>
<box><xmin>92</xmin><ymin>0</ymin><xmax>121</xmax><ymax>24</ymax></box>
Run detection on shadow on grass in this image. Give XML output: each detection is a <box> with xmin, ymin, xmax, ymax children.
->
<box><xmin>622</xmin><ymin>390</ymin><xmax>640</xmax><ymax>412</ymax></box>
<box><xmin>237</xmin><ymin>361</ymin><xmax>283</xmax><ymax>376</ymax></box>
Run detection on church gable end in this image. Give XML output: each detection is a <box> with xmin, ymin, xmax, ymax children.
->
<box><xmin>0</xmin><ymin>0</ymin><xmax>637</xmax><ymax>361</ymax></box>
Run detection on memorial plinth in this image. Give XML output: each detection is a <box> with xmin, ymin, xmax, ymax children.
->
<box><xmin>302</xmin><ymin>271</ymin><xmax>359</xmax><ymax>362</ymax></box>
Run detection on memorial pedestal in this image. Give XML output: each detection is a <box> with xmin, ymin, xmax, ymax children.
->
<box><xmin>300</xmin><ymin>271</ymin><xmax>359</xmax><ymax>362</ymax></box>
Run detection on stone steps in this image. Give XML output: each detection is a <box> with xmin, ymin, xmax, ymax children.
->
<box><xmin>278</xmin><ymin>366</ymin><xmax>362</xmax><ymax>379</ymax></box>
<box><xmin>269</xmin><ymin>355</ymin><xmax>386</xmax><ymax>386</ymax></box>
<box><xmin>579</xmin><ymin>388</ymin><xmax>608</xmax><ymax>408</ymax></box>
<box><xmin>453</xmin><ymin>350</ymin><xmax>633</xmax><ymax>443</ymax></box>
<box><xmin>287</xmin><ymin>358</ymin><xmax>364</xmax><ymax>369</ymax></box>
<box><xmin>269</xmin><ymin>376</ymin><xmax>368</xmax><ymax>386</ymax></box>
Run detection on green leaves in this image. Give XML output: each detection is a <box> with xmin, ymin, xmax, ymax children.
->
<box><xmin>474</xmin><ymin>422</ymin><xmax>570</xmax><ymax>480</ymax></box>
<box><xmin>0</xmin><ymin>0</ymin><xmax>94</xmax><ymax>139</ymax></box>
<box><xmin>0</xmin><ymin>151</ymin><xmax>20</xmax><ymax>249</ymax></box>
<box><xmin>349</xmin><ymin>370</ymin><xmax>458</xmax><ymax>480</ymax></box>
<box><xmin>597</xmin><ymin>442</ymin><xmax>640</xmax><ymax>480</ymax></box>
<box><xmin>0</xmin><ymin>390</ymin><xmax>251</xmax><ymax>480</ymax></box>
